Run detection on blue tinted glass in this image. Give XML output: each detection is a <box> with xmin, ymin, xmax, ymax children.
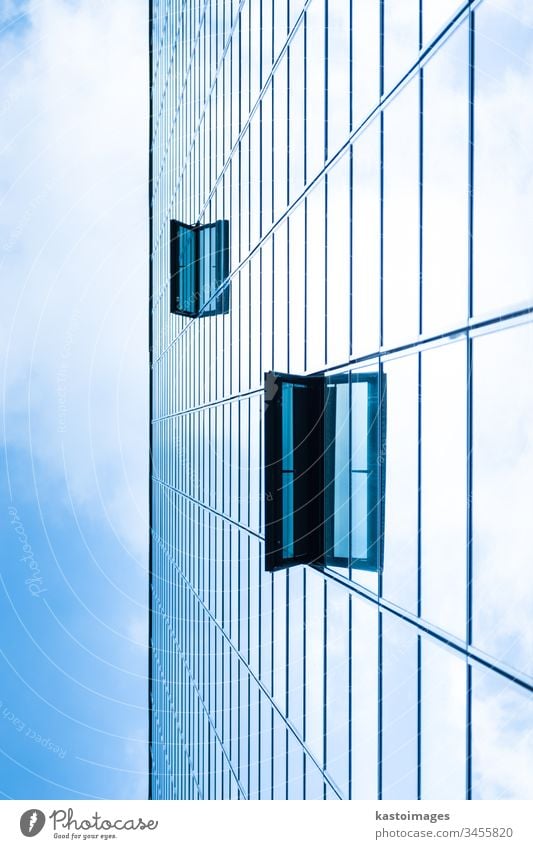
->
<box><xmin>353</xmin><ymin>0</ymin><xmax>380</xmax><ymax>125</ymax></box>
<box><xmin>281</xmin><ymin>382</ymin><xmax>295</xmax><ymax>558</ymax></box>
<box><xmin>384</xmin><ymin>0</ymin><xmax>420</xmax><ymax>92</ymax></box>
<box><xmin>423</xmin><ymin>0</ymin><xmax>464</xmax><ymax>45</ymax></box>
<box><xmin>421</xmin><ymin>340</ymin><xmax>467</xmax><ymax>640</ymax></box>
<box><xmin>382</xmin><ymin>353</ymin><xmax>418</xmax><ymax>614</ymax></box>
<box><xmin>383</xmin><ymin>78</ymin><xmax>420</xmax><ymax>347</ymax></box>
<box><xmin>306</xmin><ymin>179</ymin><xmax>326</xmax><ymax>372</ymax></box>
<box><xmin>472</xmin><ymin>323</ymin><xmax>533</xmax><ymax>678</ymax></box>
<box><xmin>422</xmin><ymin>23</ymin><xmax>469</xmax><ymax>334</ymax></box>
<box><xmin>352</xmin><ymin>118</ymin><xmax>381</xmax><ymax>358</ymax></box>
<box><xmin>351</xmin><ymin>596</ymin><xmax>378</xmax><ymax>799</ymax></box>
<box><xmin>326</xmin><ymin>582</ymin><xmax>350</xmax><ymax>797</ymax></box>
<box><xmin>474</xmin><ymin>1</ymin><xmax>533</xmax><ymax>316</ymax></box>
<box><xmin>306</xmin><ymin>0</ymin><xmax>325</xmax><ymax>181</ymax></box>
<box><xmin>327</xmin><ymin>0</ymin><xmax>350</xmax><ymax>154</ymax></box>
<box><xmin>326</xmin><ymin>152</ymin><xmax>350</xmax><ymax>365</ymax></box>
<box><xmin>472</xmin><ymin>667</ymin><xmax>533</xmax><ymax>800</ymax></box>
<box><xmin>381</xmin><ymin>613</ymin><xmax>419</xmax><ymax>800</ymax></box>
<box><xmin>324</xmin><ymin>379</ymin><xmax>351</xmax><ymax>562</ymax></box>
<box><xmin>178</xmin><ymin>223</ymin><xmax>197</xmax><ymax>314</ymax></box>
<box><xmin>305</xmin><ymin>568</ymin><xmax>325</xmax><ymax>763</ymax></box>
<box><xmin>421</xmin><ymin>640</ymin><xmax>466</xmax><ymax>799</ymax></box>
<box><xmin>288</xmin><ymin>567</ymin><xmax>305</xmax><ymax>737</ymax></box>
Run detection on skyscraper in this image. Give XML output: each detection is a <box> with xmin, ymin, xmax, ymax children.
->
<box><xmin>149</xmin><ymin>0</ymin><xmax>533</xmax><ymax>800</ymax></box>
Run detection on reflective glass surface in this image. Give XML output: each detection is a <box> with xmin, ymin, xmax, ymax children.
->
<box><xmin>472</xmin><ymin>666</ymin><xmax>533</xmax><ymax>800</ymax></box>
<box><xmin>472</xmin><ymin>323</ymin><xmax>533</xmax><ymax>678</ymax></box>
<box><xmin>422</xmin><ymin>23</ymin><xmax>469</xmax><ymax>334</ymax></box>
<box><xmin>421</xmin><ymin>640</ymin><xmax>466</xmax><ymax>799</ymax></box>
<box><xmin>473</xmin><ymin>0</ymin><xmax>533</xmax><ymax>317</ymax></box>
<box><xmin>421</xmin><ymin>340</ymin><xmax>467</xmax><ymax>640</ymax></box>
<box><xmin>150</xmin><ymin>0</ymin><xmax>533</xmax><ymax>801</ymax></box>
<box><xmin>383</xmin><ymin>77</ymin><xmax>420</xmax><ymax>347</ymax></box>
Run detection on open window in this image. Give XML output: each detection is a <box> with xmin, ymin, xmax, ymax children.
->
<box><xmin>170</xmin><ymin>219</ymin><xmax>230</xmax><ymax>316</ymax></box>
<box><xmin>264</xmin><ymin>370</ymin><xmax>386</xmax><ymax>572</ymax></box>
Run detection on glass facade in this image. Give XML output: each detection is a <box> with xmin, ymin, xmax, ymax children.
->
<box><xmin>149</xmin><ymin>0</ymin><xmax>533</xmax><ymax>800</ymax></box>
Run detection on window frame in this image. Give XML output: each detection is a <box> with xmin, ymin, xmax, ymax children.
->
<box><xmin>264</xmin><ymin>369</ymin><xmax>386</xmax><ymax>573</ymax></box>
<box><xmin>170</xmin><ymin>219</ymin><xmax>230</xmax><ymax>317</ymax></box>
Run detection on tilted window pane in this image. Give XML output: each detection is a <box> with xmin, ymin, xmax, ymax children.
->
<box><xmin>170</xmin><ymin>219</ymin><xmax>229</xmax><ymax>316</ymax></box>
<box><xmin>266</xmin><ymin>369</ymin><xmax>385</xmax><ymax>571</ymax></box>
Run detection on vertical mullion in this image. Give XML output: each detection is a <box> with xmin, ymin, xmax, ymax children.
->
<box><xmin>324</xmin><ymin>0</ymin><xmax>329</xmax><ymax>161</ymax></box>
<box><xmin>323</xmin><ymin>579</ymin><xmax>327</xmax><ymax>798</ymax></box>
<box><xmin>348</xmin><ymin>594</ymin><xmax>353</xmax><ymax>799</ymax></box>
<box><xmin>466</xmin><ymin>5</ymin><xmax>475</xmax><ymax>802</ymax></box>
<box><xmin>377</xmin><ymin>0</ymin><xmax>385</xmax><ymax>803</ymax></box>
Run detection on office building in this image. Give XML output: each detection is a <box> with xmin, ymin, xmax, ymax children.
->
<box><xmin>149</xmin><ymin>0</ymin><xmax>533</xmax><ymax>799</ymax></box>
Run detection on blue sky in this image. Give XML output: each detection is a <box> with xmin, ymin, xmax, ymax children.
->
<box><xmin>0</xmin><ymin>0</ymin><xmax>148</xmax><ymax>798</ymax></box>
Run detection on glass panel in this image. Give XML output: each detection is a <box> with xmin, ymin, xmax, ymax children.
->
<box><xmin>273</xmin><ymin>53</ymin><xmax>288</xmax><ymax>221</ymax></box>
<box><xmin>351</xmin><ymin>596</ymin><xmax>378</xmax><ymax>799</ymax></box>
<box><xmin>421</xmin><ymin>640</ymin><xmax>466</xmax><ymax>800</ymax></box>
<box><xmin>473</xmin><ymin>1</ymin><xmax>533</xmax><ymax>316</ymax></box>
<box><xmin>305</xmin><ymin>568</ymin><xmax>325</xmax><ymax>763</ymax></box>
<box><xmin>272</xmin><ymin>711</ymin><xmax>287</xmax><ymax>799</ymax></box>
<box><xmin>289</xmin><ymin>22</ymin><xmax>305</xmax><ymax>202</ymax></box>
<box><xmin>261</xmin><ymin>84</ymin><xmax>273</xmax><ymax>233</ymax></box>
<box><xmin>353</xmin><ymin>0</ymin><xmax>380</xmax><ymax>125</ymax></box>
<box><xmin>306</xmin><ymin>179</ymin><xmax>326</xmax><ymax>372</ymax></box>
<box><xmin>288</xmin><ymin>566</ymin><xmax>305</xmax><ymax>737</ymax></box>
<box><xmin>326</xmin><ymin>581</ymin><xmax>349</xmax><ymax>798</ymax></box>
<box><xmin>261</xmin><ymin>0</ymin><xmax>273</xmax><ymax>85</ymax></box>
<box><xmin>327</xmin><ymin>0</ymin><xmax>350</xmax><ymax>155</ymax></box>
<box><xmin>259</xmin><ymin>693</ymin><xmax>273</xmax><ymax>799</ymax></box>
<box><xmin>382</xmin><ymin>353</ymin><xmax>418</xmax><ymax>614</ymax></box>
<box><xmin>352</xmin><ymin>118</ymin><xmax>381</xmax><ymax>358</ymax></box>
<box><xmin>472</xmin><ymin>666</ymin><xmax>533</xmax><ymax>800</ymax></box>
<box><xmin>273</xmin><ymin>571</ymin><xmax>288</xmax><ymax>714</ymax></box>
<box><xmin>421</xmin><ymin>340</ymin><xmax>467</xmax><ymax>640</ymax></box>
<box><xmin>384</xmin><ymin>0</ymin><xmax>420</xmax><ymax>92</ymax></box>
<box><xmin>273</xmin><ymin>0</ymin><xmax>288</xmax><ymax>60</ymax></box>
<box><xmin>281</xmin><ymin>382</ymin><xmax>295</xmax><ymax>559</ymax></box>
<box><xmin>324</xmin><ymin>378</ymin><xmax>351</xmax><ymax>562</ymax></box>
<box><xmin>288</xmin><ymin>202</ymin><xmax>305</xmax><ymax>373</ymax></box>
<box><xmin>265</xmin><ymin>373</ymin><xmax>324</xmax><ymax>570</ymax></box>
<box><xmin>422</xmin><ymin>23</ymin><xmax>469</xmax><ymax>335</ymax></box>
<box><xmin>383</xmin><ymin>78</ymin><xmax>420</xmax><ymax>347</ymax></box>
<box><xmin>287</xmin><ymin>736</ymin><xmax>304</xmax><ymax>800</ymax></box>
<box><xmin>472</xmin><ymin>323</ymin><xmax>533</xmax><ymax>678</ymax></box>
<box><xmin>273</xmin><ymin>223</ymin><xmax>288</xmax><ymax>372</ymax></box>
<box><xmin>176</xmin><ymin>222</ymin><xmax>197</xmax><ymax>315</ymax></box>
<box><xmin>326</xmin><ymin>152</ymin><xmax>350</xmax><ymax>365</ymax></box>
<box><xmin>306</xmin><ymin>0</ymin><xmax>325</xmax><ymax>182</ymax></box>
<box><xmin>423</xmin><ymin>0</ymin><xmax>464</xmax><ymax>45</ymax></box>
<box><xmin>381</xmin><ymin>613</ymin><xmax>418</xmax><ymax>800</ymax></box>
<box><xmin>249</xmin><ymin>682</ymin><xmax>260</xmax><ymax>799</ymax></box>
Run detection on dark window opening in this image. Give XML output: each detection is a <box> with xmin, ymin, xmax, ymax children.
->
<box><xmin>170</xmin><ymin>219</ymin><xmax>230</xmax><ymax>316</ymax></box>
<box><xmin>265</xmin><ymin>370</ymin><xmax>386</xmax><ymax>572</ymax></box>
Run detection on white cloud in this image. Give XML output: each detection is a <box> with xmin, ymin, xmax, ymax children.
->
<box><xmin>0</xmin><ymin>0</ymin><xmax>148</xmax><ymax>563</ymax></box>
<box><xmin>0</xmin><ymin>0</ymin><xmax>148</xmax><ymax>798</ymax></box>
